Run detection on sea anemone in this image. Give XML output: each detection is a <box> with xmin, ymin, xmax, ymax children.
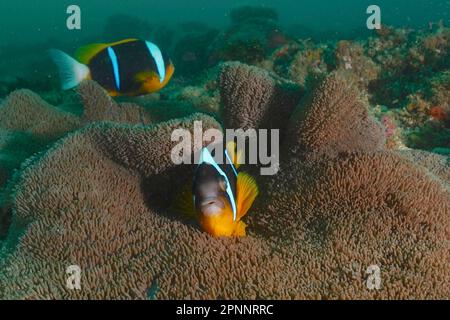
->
<box><xmin>0</xmin><ymin>65</ymin><xmax>448</xmax><ymax>299</ymax></box>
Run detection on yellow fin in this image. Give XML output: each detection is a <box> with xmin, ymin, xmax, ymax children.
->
<box><xmin>233</xmin><ymin>220</ymin><xmax>247</xmax><ymax>237</ymax></box>
<box><xmin>236</xmin><ymin>172</ymin><xmax>259</xmax><ymax>220</ymax></box>
<box><xmin>226</xmin><ymin>141</ymin><xmax>244</xmax><ymax>169</ymax></box>
<box><xmin>75</xmin><ymin>43</ymin><xmax>108</xmax><ymax>64</ymax></box>
<box><xmin>75</xmin><ymin>39</ymin><xmax>139</xmax><ymax>64</ymax></box>
<box><xmin>172</xmin><ymin>184</ymin><xmax>197</xmax><ymax>220</ymax></box>
<box><xmin>109</xmin><ymin>38</ymin><xmax>139</xmax><ymax>47</ymax></box>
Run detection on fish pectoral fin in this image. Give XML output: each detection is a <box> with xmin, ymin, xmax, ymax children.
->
<box><xmin>236</xmin><ymin>172</ymin><xmax>259</xmax><ymax>220</ymax></box>
<box><xmin>134</xmin><ymin>71</ymin><xmax>152</xmax><ymax>83</ymax></box>
<box><xmin>135</xmin><ymin>70</ymin><xmax>160</xmax><ymax>83</ymax></box>
<box><xmin>75</xmin><ymin>43</ymin><xmax>109</xmax><ymax>64</ymax></box>
<box><xmin>172</xmin><ymin>184</ymin><xmax>197</xmax><ymax>220</ymax></box>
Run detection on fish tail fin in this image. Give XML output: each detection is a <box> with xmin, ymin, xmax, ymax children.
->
<box><xmin>236</xmin><ymin>172</ymin><xmax>259</xmax><ymax>220</ymax></box>
<box><xmin>48</xmin><ymin>49</ymin><xmax>90</xmax><ymax>90</ymax></box>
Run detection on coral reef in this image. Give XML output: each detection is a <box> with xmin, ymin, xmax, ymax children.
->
<box><xmin>4</xmin><ymin>6</ymin><xmax>445</xmax><ymax>154</ymax></box>
<box><xmin>406</xmin><ymin>121</ymin><xmax>450</xmax><ymax>152</ymax></box>
<box><xmin>0</xmin><ymin>65</ymin><xmax>448</xmax><ymax>299</ymax></box>
<box><xmin>288</xmin><ymin>44</ymin><xmax>327</xmax><ymax>86</ymax></box>
<box><xmin>334</xmin><ymin>40</ymin><xmax>380</xmax><ymax>89</ymax></box>
<box><xmin>209</xmin><ymin>6</ymin><xmax>281</xmax><ymax>65</ymax></box>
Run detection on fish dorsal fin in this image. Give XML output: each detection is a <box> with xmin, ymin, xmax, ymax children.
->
<box><xmin>226</xmin><ymin>141</ymin><xmax>244</xmax><ymax>169</ymax></box>
<box><xmin>75</xmin><ymin>39</ymin><xmax>139</xmax><ymax>64</ymax></box>
<box><xmin>109</xmin><ymin>38</ymin><xmax>139</xmax><ymax>46</ymax></box>
<box><xmin>236</xmin><ymin>172</ymin><xmax>259</xmax><ymax>220</ymax></box>
<box><xmin>75</xmin><ymin>43</ymin><xmax>108</xmax><ymax>64</ymax></box>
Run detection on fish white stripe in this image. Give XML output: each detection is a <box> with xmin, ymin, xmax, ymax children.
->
<box><xmin>199</xmin><ymin>147</ymin><xmax>238</xmax><ymax>221</ymax></box>
<box><xmin>224</xmin><ymin>150</ymin><xmax>238</xmax><ymax>177</ymax></box>
<box><xmin>145</xmin><ymin>41</ymin><xmax>165</xmax><ymax>83</ymax></box>
<box><xmin>107</xmin><ymin>47</ymin><xmax>120</xmax><ymax>90</ymax></box>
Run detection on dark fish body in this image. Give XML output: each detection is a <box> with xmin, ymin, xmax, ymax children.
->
<box><xmin>49</xmin><ymin>39</ymin><xmax>174</xmax><ymax>96</ymax></box>
<box><xmin>193</xmin><ymin>146</ymin><xmax>238</xmax><ymax>218</ymax></box>
<box><xmin>181</xmin><ymin>143</ymin><xmax>258</xmax><ymax>237</ymax></box>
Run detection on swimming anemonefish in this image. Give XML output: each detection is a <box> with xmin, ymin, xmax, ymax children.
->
<box><xmin>49</xmin><ymin>39</ymin><xmax>174</xmax><ymax>96</ymax></box>
<box><xmin>176</xmin><ymin>142</ymin><xmax>259</xmax><ymax>237</ymax></box>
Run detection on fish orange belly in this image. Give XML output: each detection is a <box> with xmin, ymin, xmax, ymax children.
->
<box><xmin>200</xmin><ymin>214</ymin><xmax>246</xmax><ymax>237</ymax></box>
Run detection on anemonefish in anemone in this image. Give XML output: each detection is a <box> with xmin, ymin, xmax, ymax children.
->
<box><xmin>49</xmin><ymin>39</ymin><xmax>174</xmax><ymax>96</ymax></box>
<box><xmin>176</xmin><ymin>142</ymin><xmax>259</xmax><ymax>237</ymax></box>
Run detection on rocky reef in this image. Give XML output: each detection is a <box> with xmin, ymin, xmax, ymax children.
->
<box><xmin>0</xmin><ymin>60</ymin><xmax>448</xmax><ymax>299</ymax></box>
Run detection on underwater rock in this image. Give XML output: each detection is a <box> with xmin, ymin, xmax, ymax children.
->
<box><xmin>173</xmin><ymin>25</ymin><xmax>219</xmax><ymax>76</ymax></box>
<box><xmin>367</xmin><ymin>24</ymin><xmax>449</xmax><ymax>110</ymax></box>
<box><xmin>398</xmin><ymin>94</ymin><xmax>432</xmax><ymax>128</ymax></box>
<box><xmin>208</xmin><ymin>6</ymin><xmax>280</xmax><ymax>65</ymax></box>
<box><xmin>219</xmin><ymin>62</ymin><xmax>302</xmax><ymax>132</ymax></box>
<box><xmin>416</xmin><ymin>26</ymin><xmax>449</xmax><ymax>69</ymax></box>
<box><xmin>229</xmin><ymin>6</ymin><xmax>278</xmax><ymax>25</ymax></box>
<box><xmin>429</xmin><ymin>70</ymin><xmax>450</xmax><ymax>125</ymax></box>
<box><xmin>176</xmin><ymin>85</ymin><xmax>220</xmax><ymax>114</ymax></box>
<box><xmin>406</xmin><ymin>121</ymin><xmax>450</xmax><ymax>152</ymax></box>
<box><xmin>334</xmin><ymin>40</ymin><xmax>380</xmax><ymax>90</ymax></box>
<box><xmin>286</xmin><ymin>71</ymin><xmax>385</xmax><ymax>158</ymax></box>
<box><xmin>288</xmin><ymin>44</ymin><xmax>327</xmax><ymax>86</ymax></box>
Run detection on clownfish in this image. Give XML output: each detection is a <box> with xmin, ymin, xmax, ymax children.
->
<box><xmin>176</xmin><ymin>142</ymin><xmax>259</xmax><ymax>237</ymax></box>
<box><xmin>49</xmin><ymin>39</ymin><xmax>174</xmax><ymax>96</ymax></box>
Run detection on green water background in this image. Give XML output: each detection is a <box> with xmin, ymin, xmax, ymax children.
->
<box><xmin>0</xmin><ymin>0</ymin><xmax>448</xmax><ymax>46</ymax></box>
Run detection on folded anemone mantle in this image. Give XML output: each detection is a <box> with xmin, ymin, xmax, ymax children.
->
<box><xmin>0</xmin><ymin>66</ymin><xmax>448</xmax><ymax>299</ymax></box>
